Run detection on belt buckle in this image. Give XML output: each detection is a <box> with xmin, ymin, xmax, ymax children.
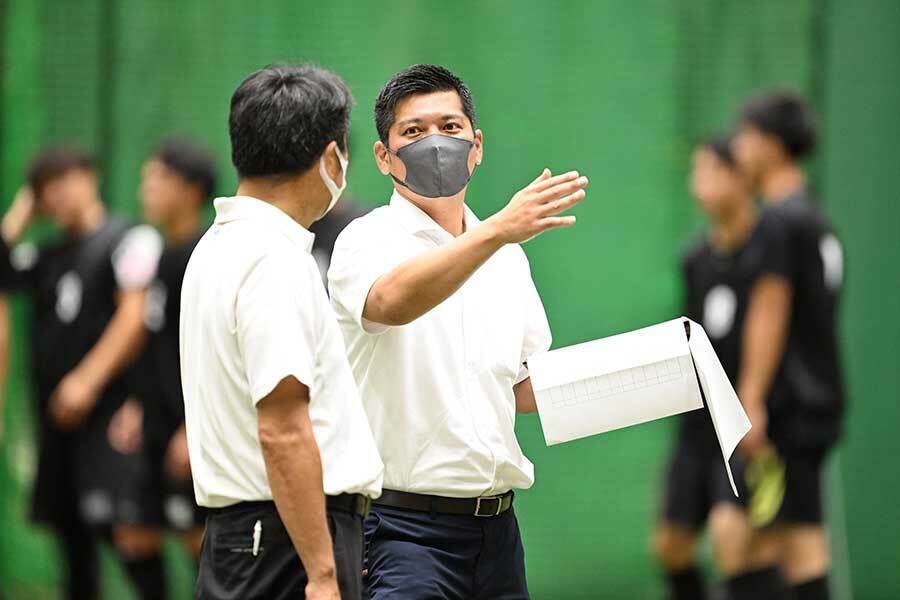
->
<box><xmin>474</xmin><ymin>495</ymin><xmax>502</xmax><ymax>517</ymax></box>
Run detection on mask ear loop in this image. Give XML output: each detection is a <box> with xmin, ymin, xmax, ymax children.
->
<box><xmin>335</xmin><ymin>145</ymin><xmax>349</xmax><ymax>182</ymax></box>
<box><xmin>320</xmin><ymin>145</ymin><xmax>348</xmax><ymax>197</ymax></box>
<box><xmin>318</xmin><ymin>144</ymin><xmax>349</xmax><ymax>218</ymax></box>
<box><xmin>383</xmin><ymin>143</ymin><xmax>415</xmax><ymax>193</ymax></box>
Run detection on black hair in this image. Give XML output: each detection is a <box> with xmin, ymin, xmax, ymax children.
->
<box><xmin>26</xmin><ymin>146</ymin><xmax>96</xmax><ymax>199</ymax></box>
<box><xmin>697</xmin><ymin>134</ymin><xmax>738</xmax><ymax>169</ymax></box>
<box><xmin>153</xmin><ymin>138</ymin><xmax>218</xmax><ymax>200</ymax></box>
<box><xmin>374</xmin><ymin>64</ymin><xmax>477</xmax><ymax>144</ymax></box>
<box><xmin>740</xmin><ymin>91</ymin><xmax>818</xmax><ymax>159</ymax></box>
<box><xmin>229</xmin><ymin>64</ymin><xmax>353</xmax><ymax>179</ymax></box>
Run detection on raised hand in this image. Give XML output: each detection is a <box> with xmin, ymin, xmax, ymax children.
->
<box><xmin>486</xmin><ymin>169</ymin><xmax>588</xmax><ymax>244</ymax></box>
<box><xmin>2</xmin><ymin>185</ymin><xmax>36</xmax><ymax>245</ymax></box>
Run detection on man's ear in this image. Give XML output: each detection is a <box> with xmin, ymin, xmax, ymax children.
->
<box><xmin>473</xmin><ymin>129</ymin><xmax>484</xmax><ymax>166</ymax></box>
<box><xmin>374</xmin><ymin>140</ymin><xmax>391</xmax><ymax>175</ymax></box>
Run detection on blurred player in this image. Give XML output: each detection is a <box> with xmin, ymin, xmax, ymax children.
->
<box><xmin>309</xmin><ymin>196</ymin><xmax>368</xmax><ymax>284</ymax></box>
<box><xmin>653</xmin><ymin>136</ymin><xmax>791</xmax><ymax>600</ymax></box>
<box><xmin>733</xmin><ymin>91</ymin><xmax>844</xmax><ymax>600</ymax></box>
<box><xmin>107</xmin><ymin>138</ymin><xmax>218</xmax><ymax>593</ymax></box>
<box><xmin>0</xmin><ymin>148</ymin><xmax>162</xmax><ymax>600</ymax></box>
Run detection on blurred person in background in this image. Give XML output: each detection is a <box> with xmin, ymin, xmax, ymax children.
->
<box><xmin>732</xmin><ymin>91</ymin><xmax>845</xmax><ymax>600</ymax></box>
<box><xmin>180</xmin><ymin>65</ymin><xmax>383</xmax><ymax>600</ymax></box>
<box><xmin>328</xmin><ymin>63</ymin><xmax>587</xmax><ymax>600</ymax></box>
<box><xmin>0</xmin><ymin>147</ymin><xmax>162</xmax><ymax>599</ymax></box>
<box><xmin>653</xmin><ymin>135</ymin><xmax>792</xmax><ymax>600</ymax></box>
<box><xmin>309</xmin><ymin>197</ymin><xmax>368</xmax><ymax>284</ymax></box>
<box><xmin>106</xmin><ymin>138</ymin><xmax>218</xmax><ymax>595</ymax></box>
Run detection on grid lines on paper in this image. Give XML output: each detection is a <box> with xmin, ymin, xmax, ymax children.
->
<box><xmin>548</xmin><ymin>355</ymin><xmax>694</xmax><ymax>409</ymax></box>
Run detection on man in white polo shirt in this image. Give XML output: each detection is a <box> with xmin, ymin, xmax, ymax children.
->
<box><xmin>328</xmin><ymin>64</ymin><xmax>588</xmax><ymax>600</ymax></box>
<box><xmin>180</xmin><ymin>65</ymin><xmax>383</xmax><ymax>600</ymax></box>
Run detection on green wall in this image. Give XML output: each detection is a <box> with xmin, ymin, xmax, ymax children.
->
<box><xmin>1</xmin><ymin>1</ymin><xmax>897</xmax><ymax>597</ymax></box>
<box><xmin>821</xmin><ymin>2</ymin><xmax>900</xmax><ymax>597</ymax></box>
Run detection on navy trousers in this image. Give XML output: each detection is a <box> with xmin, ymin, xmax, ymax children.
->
<box><xmin>364</xmin><ymin>504</ymin><xmax>529</xmax><ymax>600</ymax></box>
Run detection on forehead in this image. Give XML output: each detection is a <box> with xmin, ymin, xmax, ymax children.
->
<box><xmin>43</xmin><ymin>168</ymin><xmax>92</xmax><ymax>188</ymax></box>
<box><xmin>143</xmin><ymin>157</ymin><xmax>167</xmax><ymax>173</ymax></box>
<box><xmin>143</xmin><ymin>157</ymin><xmax>180</xmax><ymax>180</ymax></box>
<box><xmin>37</xmin><ymin>169</ymin><xmax>91</xmax><ymax>204</ymax></box>
<box><xmin>693</xmin><ymin>147</ymin><xmax>714</xmax><ymax>161</ymax></box>
<box><xmin>392</xmin><ymin>90</ymin><xmax>466</xmax><ymax>126</ymax></box>
<box><xmin>693</xmin><ymin>148</ymin><xmax>726</xmax><ymax>168</ymax></box>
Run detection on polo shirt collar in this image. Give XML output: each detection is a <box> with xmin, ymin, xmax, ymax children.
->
<box><xmin>388</xmin><ymin>190</ymin><xmax>480</xmax><ymax>243</ymax></box>
<box><xmin>214</xmin><ymin>195</ymin><xmax>315</xmax><ymax>253</ymax></box>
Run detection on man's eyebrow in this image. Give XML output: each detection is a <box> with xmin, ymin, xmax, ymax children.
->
<box><xmin>440</xmin><ymin>113</ymin><xmax>466</xmax><ymax>121</ymax></box>
<box><xmin>394</xmin><ymin>117</ymin><xmax>425</xmax><ymax>128</ymax></box>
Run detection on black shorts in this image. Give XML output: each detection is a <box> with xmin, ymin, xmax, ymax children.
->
<box><xmin>117</xmin><ymin>447</ymin><xmax>205</xmax><ymax>531</ymax></box>
<box><xmin>197</xmin><ymin>500</ymin><xmax>363</xmax><ymax>600</ymax></box>
<box><xmin>32</xmin><ymin>412</ymin><xmax>147</xmax><ymax>531</ymax></box>
<box><xmin>661</xmin><ymin>437</ymin><xmax>749</xmax><ymax>530</ymax></box>
<box><xmin>769</xmin><ymin>448</ymin><xmax>828</xmax><ymax>526</ymax></box>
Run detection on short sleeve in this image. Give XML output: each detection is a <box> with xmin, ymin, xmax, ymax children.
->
<box><xmin>112</xmin><ymin>225</ymin><xmax>163</xmax><ymax>290</ymax></box>
<box><xmin>516</xmin><ymin>258</ymin><xmax>552</xmax><ymax>384</ymax></box>
<box><xmin>757</xmin><ymin>211</ymin><xmax>793</xmax><ymax>281</ymax></box>
<box><xmin>327</xmin><ymin>219</ymin><xmax>409</xmax><ymax>335</ymax></box>
<box><xmin>236</xmin><ymin>253</ymin><xmax>318</xmax><ymax>405</ymax></box>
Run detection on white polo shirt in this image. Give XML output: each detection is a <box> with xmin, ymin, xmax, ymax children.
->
<box><xmin>328</xmin><ymin>191</ymin><xmax>551</xmax><ymax>498</ymax></box>
<box><xmin>180</xmin><ymin>196</ymin><xmax>383</xmax><ymax>508</ymax></box>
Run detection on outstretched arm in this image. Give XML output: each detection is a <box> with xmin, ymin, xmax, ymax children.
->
<box><xmin>363</xmin><ymin>170</ymin><xmax>588</xmax><ymax>326</ymax></box>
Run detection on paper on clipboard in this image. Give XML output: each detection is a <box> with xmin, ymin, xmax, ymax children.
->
<box><xmin>527</xmin><ymin>317</ymin><xmax>751</xmax><ymax>495</ymax></box>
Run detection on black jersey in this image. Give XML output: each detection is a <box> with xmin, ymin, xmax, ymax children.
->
<box><xmin>134</xmin><ymin>233</ymin><xmax>202</xmax><ymax>454</ymax></box>
<box><xmin>0</xmin><ymin>218</ymin><xmax>152</xmax><ymax>423</ymax></box>
<box><xmin>764</xmin><ymin>190</ymin><xmax>845</xmax><ymax>450</ymax></box>
<box><xmin>679</xmin><ymin>211</ymin><xmax>790</xmax><ymax>448</ymax></box>
<box><xmin>309</xmin><ymin>198</ymin><xmax>368</xmax><ymax>284</ymax></box>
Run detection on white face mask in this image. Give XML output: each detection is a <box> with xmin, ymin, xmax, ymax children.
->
<box><xmin>318</xmin><ymin>144</ymin><xmax>349</xmax><ymax>217</ymax></box>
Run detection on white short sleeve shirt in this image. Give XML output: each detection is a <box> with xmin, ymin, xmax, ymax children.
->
<box><xmin>180</xmin><ymin>196</ymin><xmax>384</xmax><ymax>508</ymax></box>
<box><xmin>328</xmin><ymin>191</ymin><xmax>552</xmax><ymax>498</ymax></box>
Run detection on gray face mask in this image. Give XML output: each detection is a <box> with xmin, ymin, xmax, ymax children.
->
<box><xmin>388</xmin><ymin>134</ymin><xmax>475</xmax><ymax>198</ymax></box>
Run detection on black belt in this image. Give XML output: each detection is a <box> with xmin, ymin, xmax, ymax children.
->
<box><xmin>327</xmin><ymin>493</ymin><xmax>372</xmax><ymax>517</ymax></box>
<box><xmin>210</xmin><ymin>494</ymin><xmax>371</xmax><ymax>518</ymax></box>
<box><xmin>373</xmin><ymin>489</ymin><xmax>514</xmax><ymax>518</ymax></box>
